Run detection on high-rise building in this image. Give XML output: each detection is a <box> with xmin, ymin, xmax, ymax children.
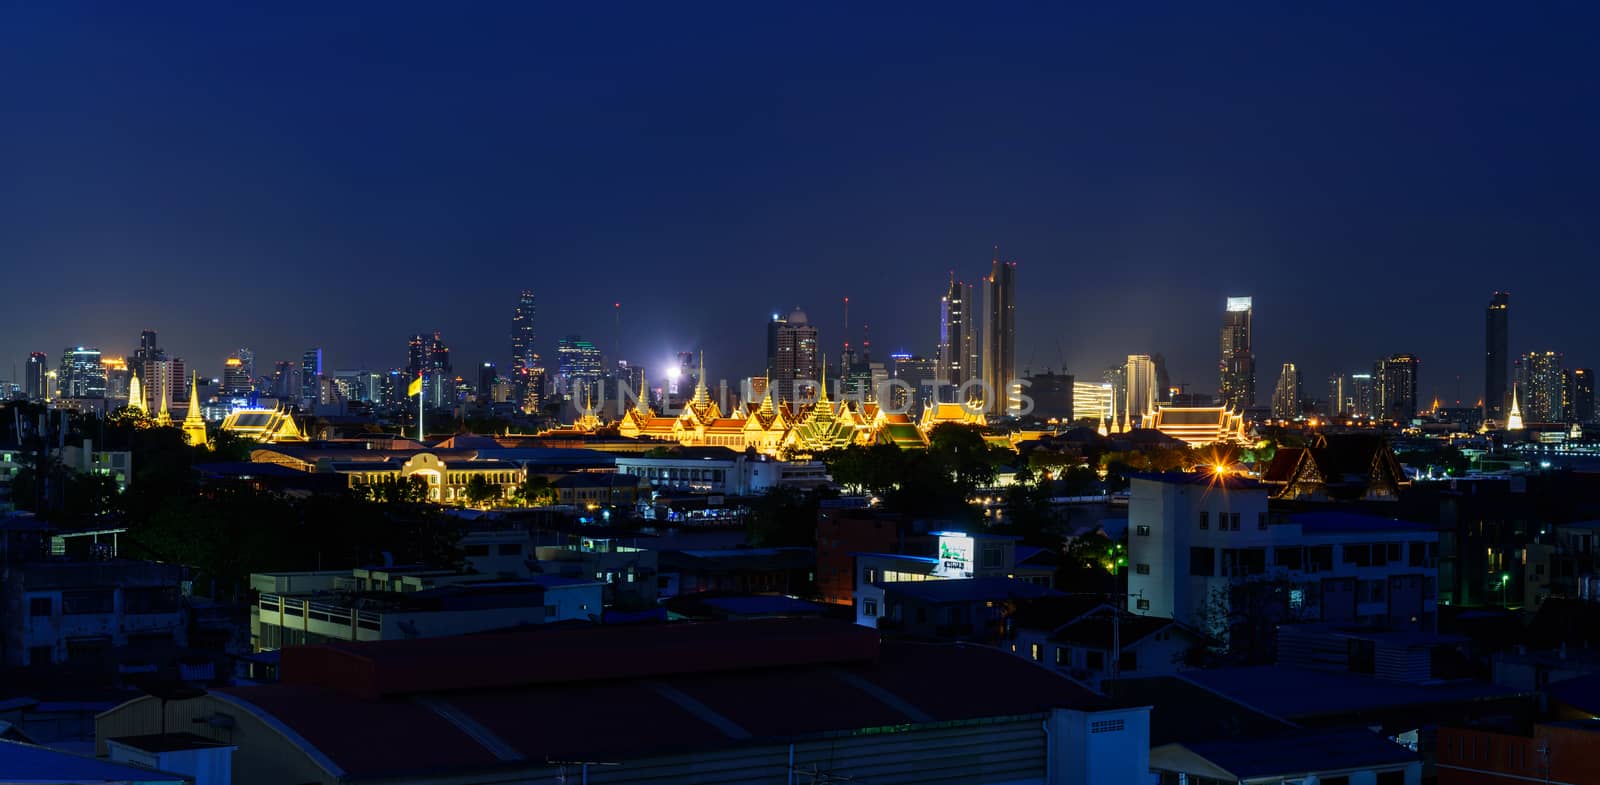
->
<box><xmin>981</xmin><ymin>254</ymin><xmax>1017</xmax><ymax>414</ymax></box>
<box><xmin>1485</xmin><ymin>292</ymin><xmax>1510</xmax><ymax>422</ymax></box>
<box><xmin>1151</xmin><ymin>354</ymin><xmax>1172</xmax><ymax>405</ymax></box>
<box><xmin>1516</xmin><ymin>351</ymin><xmax>1564</xmax><ymax>423</ymax></box>
<box><xmin>891</xmin><ymin>353</ymin><xmax>939</xmax><ymax>412</ymax></box>
<box><xmin>1351</xmin><ymin>373</ymin><xmax>1377</xmax><ymax>418</ymax></box>
<box><xmin>1570</xmin><ymin>368</ymin><xmax>1595</xmax><ymax>424</ymax></box>
<box><xmin>301</xmin><ymin>348</ymin><xmax>323</xmax><ymax>405</ymax></box>
<box><xmin>137</xmin><ymin>330</ymin><xmax>161</xmax><ymax>362</ymax></box>
<box><xmin>938</xmin><ymin>278</ymin><xmax>975</xmax><ymax>398</ymax></box>
<box><xmin>1023</xmin><ymin>371</ymin><xmax>1074</xmax><ymax>421</ymax></box>
<box><xmin>102</xmin><ymin>359</ymin><xmax>130</xmax><ymax>402</ymax></box>
<box><xmin>1271</xmin><ymin>363</ymin><xmax>1302</xmax><ymax>419</ymax></box>
<box><xmin>222</xmin><ymin>356</ymin><xmax>252</xmax><ymax>396</ymax></box>
<box><xmin>236</xmin><ymin>348</ymin><xmax>255</xmax><ymax>383</ymax></box>
<box><xmin>478</xmin><ymin>362</ymin><xmax>497</xmax><ymax>396</ymax></box>
<box><xmin>1326</xmin><ymin>373</ymin><xmax>1348</xmax><ymax>417</ymax></box>
<box><xmin>141</xmin><ymin>358</ymin><xmax>187</xmax><ymax>411</ymax></box>
<box><xmin>24</xmin><ymin>352</ymin><xmax>47</xmax><ymax>401</ymax></box>
<box><xmin>556</xmin><ymin>336</ymin><xmax>602</xmax><ymax>400</ymax></box>
<box><xmin>271</xmin><ymin>361</ymin><xmax>299</xmax><ymax>400</ymax></box>
<box><xmin>1074</xmin><ymin>382</ymin><xmax>1115</xmax><ymax>424</ymax></box>
<box><xmin>1102</xmin><ymin>365</ymin><xmax>1127</xmax><ymax>426</ymax></box>
<box><xmin>1125</xmin><ymin>355</ymin><xmax>1157</xmax><ymax>427</ymax></box>
<box><xmin>59</xmin><ymin>347</ymin><xmax>107</xmax><ymax>399</ymax></box>
<box><xmin>407</xmin><ymin>334</ymin><xmax>427</xmax><ymax>375</ymax></box>
<box><xmin>510</xmin><ymin>289</ymin><xmax>537</xmax><ymax>371</ymax></box>
<box><xmin>1377</xmin><ymin>354</ymin><xmax>1420</xmax><ymax>422</ymax></box>
<box><xmin>1218</xmin><ymin>297</ymin><xmax>1255</xmax><ymax>411</ymax></box>
<box><xmin>769</xmin><ymin>308</ymin><xmax>820</xmax><ymax>405</ymax></box>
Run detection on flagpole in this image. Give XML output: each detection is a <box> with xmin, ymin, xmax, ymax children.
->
<box><xmin>417</xmin><ymin>371</ymin><xmax>425</xmax><ymax>443</ymax></box>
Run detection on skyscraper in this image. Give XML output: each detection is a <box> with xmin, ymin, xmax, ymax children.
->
<box><xmin>479</xmin><ymin>362</ymin><xmax>498</xmax><ymax>396</ymax></box>
<box><xmin>556</xmin><ymin>335</ymin><xmax>602</xmax><ymax>400</ymax></box>
<box><xmin>1571</xmin><ymin>368</ymin><xmax>1595</xmax><ymax>424</ymax></box>
<box><xmin>1327</xmin><ymin>373</ymin><xmax>1349</xmax><ymax>417</ymax></box>
<box><xmin>938</xmin><ymin>277</ymin><xmax>975</xmax><ymax>398</ymax></box>
<box><xmin>24</xmin><ymin>352</ymin><xmax>47</xmax><ymax>401</ymax></box>
<box><xmin>222</xmin><ymin>355</ymin><xmax>252</xmax><ymax>396</ymax></box>
<box><xmin>981</xmin><ymin>254</ymin><xmax>1017</xmax><ymax>414</ymax></box>
<box><xmin>1124</xmin><ymin>354</ymin><xmax>1157</xmax><ymax>427</ymax></box>
<box><xmin>1485</xmin><ymin>292</ymin><xmax>1509</xmax><ymax>422</ymax></box>
<box><xmin>1516</xmin><ymin>351</ymin><xmax>1564</xmax><ymax>423</ymax></box>
<box><xmin>769</xmin><ymin>308</ymin><xmax>820</xmax><ymax>404</ymax></box>
<box><xmin>1218</xmin><ymin>297</ymin><xmax>1256</xmax><ymax>411</ymax></box>
<box><xmin>301</xmin><ymin>348</ymin><xmax>323</xmax><ymax>406</ymax></box>
<box><xmin>1151</xmin><ymin>354</ymin><xmax>1172</xmax><ymax>404</ymax></box>
<box><xmin>407</xmin><ymin>334</ymin><xmax>427</xmax><ymax>375</ymax></box>
<box><xmin>1272</xmin><ymin>363</ymin><xmax>1302</xmax><ymax>419</ymax></box>
<box><xmin>1378</xmin><ymin>354</ymin><xmax>1420</xmax><ymax>422</ymax></box>
<box><xmin>1351</xmin><ymin>373</ymin><xmax>1377</xmax><ymax>418</ymax></box>
<box><xmin>138</xmin><ymin>330</ymin><xmax>161</xmax><ymax>362</ymax></box>
<box><xmin>59</xmin><ymin>347</ymin><xmax>107</xmax><ymax>399</ymax></box>
<box><xmin>510</xmin><ymin>289</ymin><xmax>537</xmax><ymax>399</ymax></box>
<box><xmin>891</xmin><ymin>353</ymin><xmax>939</xmax><ymax>412</ymax></box>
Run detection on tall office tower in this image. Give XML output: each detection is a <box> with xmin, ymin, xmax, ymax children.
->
<box><xmin>1271</xmin><ymin>363</ymin><xmax>1302</xmax><ymax>419</ymax></box>
<box><xmin>301</xmin><ymin>348</ymin><xmax>323</xmax><ymax>405</ymax></box>
<box><xmin>981</xmin><ymin>254</ymin><xmax>1018</xmax><ymax>414</ymax></box>
<box><xmin>478</xmin><ymin>362</ymin><xmax>497</xmax><ymax>396</ymax></box>
<box><xmin>769</xmin><ymin>308</ymin><xmax>820</xmax><ymax>404</ymax></box>
<box><xmin>1023</xmin><ymin>371</ymin><xmax>1075</xmax><ymax>421</ymax></box>
<box><xmin>58</xmin><ymin>347</ymin><xmax>107</xmax><ymax>398</ymax></box>
<box><xmin>222</xmin><ymin>356</ymin><xmax>252</xmax><ymax>396</ymax></box>
<box><xmin>1074</xmin><ymin>382</ymin><xmax>1115</xmax><ymax>424</ymax></box>
<box><xmin>1377</xmin><ymin>354</ymin><xmax>1421</xmax><ymax>422</ymax></box>
<box><xmin>140</xmin><ymin>358</ymin><xmax>187</xmax><ymax>410</ymax></box>
<box><xmin>510</xmin><ymin>289</ymin><xmax>537</xmax><ymax>397</ymax></box>
<box><xmin>891</xmin><ymin>353</ymin><xmax>939</xmax><ymax>411</ymax></box>
<box><xmin>1327</xmin><ymin>373</ymin><xmax>1350</xmax><ymax>417</ymax></box>
<box><xmin>102</xmin><ymin>359</ymin><xmax>130</xmax><ymax>402</ymax></box>
<box><xmin>1570</xmin><ymin>368</ymin><xmax>1595</xmax><ymax>424</ymax></box>
<box><xmin>938</xmin><ymin>277</ymin><xmax>975</xmax><ymax>396</ymax></box>
<box><xmin>236</xmin><ymin>348</ymin><xmax>255</xmax><ymax>382</ymax></box>
<box><xmin>1151</xmin><ymin>354</ymin><xmax>1172</xmax><ymax>404</ymax></box>
<box><xmin>407</xmin><ymin>334</ymin><xmax>427</xmax><ymax>374</ymax></box>
<box><xmin>428</xmin><ymin>332</ymin><xmax>451</xmax><ymax>376</ymax></box>
<box><xmin>1124</xmin><ymin>354</ymin><xmax>1157</xmax><ymax>427</ymax></box>
<box><xmin>24</xmin><ymin>352</ymin><xmax>47</xmax><ymax>401</ymax></box>
<box><xmin>555</xmin><ymin>335</ymin><xmax>602</xmax><ymax>400</ymax></box>
<box><xmin>268</xmin><ymin>361</ymin><xmax>295</xmax><ymax>399</ymax></box>
<box><xmin>137</xmin><ymin>330</ymin><xmax>161</xmax><ymax>361</ymax></box>
<box><xmin>1218</xmin><ymin>297</ymin><xmax>1256</xmax><ymax>411</ymax></box>
<box><xmin>1485</xmin><ymin>292</ymin><xmax>1510</xmax><ymax>422</ymax></box>
<box><xmin>1351</xmin><ymin>373</ymin><xmax>1377</xmax><ymax>418</ymax></box>
<box><xmin>1516</xmin><ymin>351</ymin><xmax>1564</xmax><ymax>423</ymax></box>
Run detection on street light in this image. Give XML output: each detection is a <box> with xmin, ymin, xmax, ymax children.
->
<box><xmin>1500</xmin><ymin>572</ymin><xmax>1511</xmax><ymax>606</ymax></box>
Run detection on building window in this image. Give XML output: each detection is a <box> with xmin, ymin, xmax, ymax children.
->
<box><xmin>1090</xmin><ymin>719</ymin><xmax>1124</xmax><ymax>734</ymax></box>
<box><xmin>1199</xmin><ymin>511</ymin><xmax>1209</xmax><ymax>530</ymax></box>
<box><xmin>1030</xmin><ymin>643</ymin><xmax>1042</xmax><ymax>662</ymax></box>
<box><xmin>1118</xmin><ymin>651</ymin><xmax>1137</xmax><ymax>672</ymax></box>
<box><xmin>1189</xmin><ymin>547</ymin><xmax>1215</xmax><ymax>577</ymax></box>
<box><xmin>497</xmin><ymin>544</ymin><xmax>521</xmax><ymax>556</ymax></box>
<box><xmin>28</xmin><ymin>597</ymin><xmax>52</xmax><ymax>617</ymax></box>
<box><xmin>1136</xmin><ymin>599</ymin><xmax>1150</xmax><ymax>610</ymax></box>
<box><xmin>1136</xmin><ymin>525</ymin><xmax>1151</xmax><ymax>537</ymax></box>
<box><xmin>1258</xmin><ymin>512</ymin><xmax>1268</xmax><ymax>530</ymax></box>
<box><xmin>862</xmin><ymin>598</ymin><xmax>878</xmax><ymax>618</ymax></box>
<box><xmin>1086</xmin><ymin>650</ymin><xmax>1104</xmax><ymax>670</ymax></box>
<box><xmin>1229</xmin><ymin>513</ymin><xmax>1241</xmax><ymax>531</ymax></box>
<box><xmin>1055</xmin><ymin>647</ymin><xmax>1066</xmax><ymax>665</ymax></box>
<box><xmin>1135</xmin><ymin>564</ymin><xmax>1150</xmax><ymax>575</ymax></box>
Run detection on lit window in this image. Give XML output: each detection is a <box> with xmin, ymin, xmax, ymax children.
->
<box><xmin>1030</xmin><ymin>643</ymin><xmax>1042</xmax><ymax>661</ymax></box>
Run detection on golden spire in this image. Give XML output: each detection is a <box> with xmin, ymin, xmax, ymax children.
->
<box><xmin>1507</xmin><ymin>384</ymin><xmax>1524</xmax><ymax>431</ymax></box>
<box><xmin>817</xmin><ymin>354</ymin><xmax>830</xmax><ymax>403</ymax></box>
<box><xmin>690</xmin><ymin>350</ymin><xmax>710</xmax><ymax>408</ymax></box>
<box><xmin>127</xmin><ymin>370</ymin><xmax>146</xmax><ymax>415</ymax></box>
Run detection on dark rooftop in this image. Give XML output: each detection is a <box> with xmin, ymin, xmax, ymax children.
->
<box><xmin>1181</xmin><ymin>665</ymin><xmax>1526</xmax><ymax>719</ymax></box>
<box><xmin>215</xmin><ymin>622</ymin><xmax>1104</xmax><ymax>779</ymax></box>
<box><xmin>1129</xmin><ymin>472</ymin><xmax>1262</xmax><ymax>489</ymax></box>
<box><xmin>1165</xmin><ymin>727</ymin><xmax>1416</xmax><ymax>779</ymax></box>
<box><xmin>108</xmin><ymin>731</ymin><xmax>234</xmax><ymax>752</ymax></box>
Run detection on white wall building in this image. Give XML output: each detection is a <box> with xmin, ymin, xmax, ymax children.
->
<box><xmin>1127</xmin><ymin>474</ymin><xmax>1439</xmax><ymax>642</ymax></box>
<box><xmin>614</xmin><ymin>448</ymin><xmax>828</xmax><ymax>496</ymax></box>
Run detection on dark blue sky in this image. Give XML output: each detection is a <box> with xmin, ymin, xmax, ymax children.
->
<box><xmin>5</xmin><ymin>3</ymin><xmax>1598</xmax><ymax>403</ymax></box>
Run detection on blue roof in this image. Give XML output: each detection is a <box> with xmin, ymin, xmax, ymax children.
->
<box><xmin>1548</xmin><ymin>672</ymin><xmax>1600</xmax><ymax>714</ymax></box>
<box><xmin>874</xmin><ymin>577</ymin><xmax>1060</xmax><ymax>604</ymax></box>
<box><xmin>1129</xmin><ymin>472</ymin><xmax>1261</xmax><ymax>489</ymax></box>
<box><xmin>1175</xmin><ymin>727</ymin><xmax>1416</xmax><ymax>778</ymax></box>
<box><xmin>1290</xmin><ymin>511</ymin><xmax>1435</xmax><ymax>534</ymax></box>
<box><xmin>0</xmin><ymin>738</ymin><xmax>186</xmax><ymax>783</ymax></box>
<box><xmin>1181</xmin><ymin>666</ymin><xmax>1523</xmax><ymax>718</ymax></box>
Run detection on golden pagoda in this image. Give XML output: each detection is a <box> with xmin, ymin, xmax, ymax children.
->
<box><xmin>126</xmin><ymin>370</ymin><xmax>146</xmax><ymax>415</ymax></box>
<box><xmin>1506</xmin><ymin>385</ymin><xmax>1525</xmax><ymax>431</ymax></box>
<box><xmin>181</xmin><ymin>372</ymin><xmax>209</xmax><ymax>447</ymax></box>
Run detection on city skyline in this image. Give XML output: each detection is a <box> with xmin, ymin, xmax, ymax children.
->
<box><xmin>4</xmin><ymin>5</ymin><xmax>1600</xmax><ymax>402</ymax></box>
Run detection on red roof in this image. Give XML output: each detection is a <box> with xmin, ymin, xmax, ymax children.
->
<box><xmin>218</xmin><ymin>622</ymin><xmax>1103</xmax><ymax>779</ymax></box>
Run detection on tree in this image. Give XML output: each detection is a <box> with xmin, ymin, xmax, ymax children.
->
<box><xmin>463</xmin><ymin>474</ymin><xmax>498</xmax><ymax>508</ymax></box>
<box><xmin>514</xmin><ymin>475</ymin><xmax>557</xmax><ymax>507</ymax></box>
<box><xmin>746</xmin><ymin>485</ymin><xmax>819</xmax><ymax>547</ymax></box>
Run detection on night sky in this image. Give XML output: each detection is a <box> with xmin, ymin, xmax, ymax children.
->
<box><xmin>5</xmin><ymin>4</ymin><xmax>1599</xmax><ymax>403</ymax></box>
